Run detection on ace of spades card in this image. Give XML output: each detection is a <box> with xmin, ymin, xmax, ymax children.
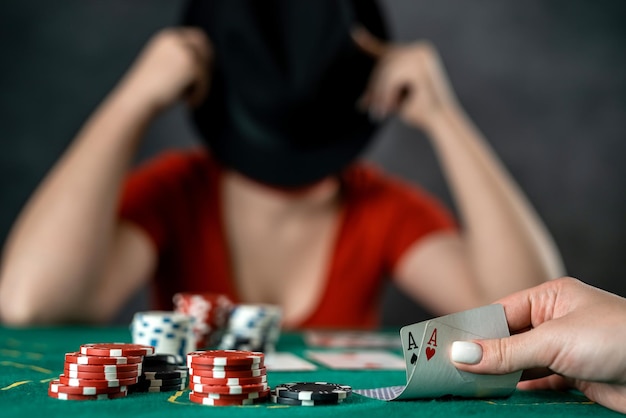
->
<box><xmin>396</xmin><ymin>304</ymin><xmax>522</xmax><ymax>399</ymax></box>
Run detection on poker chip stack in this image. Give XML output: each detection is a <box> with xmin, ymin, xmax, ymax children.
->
<box><xmin>129</xmin><ymin>354</ymin><xmax>188</xmax><ymax>393</ymax></box>
<box><xmin>270</xmin><ymin>382</ymin><xmax>352</xmax><ymax>406</ymax></box>
<box><xmin>48</xmin><ymin>343</ymin><xmax>154</xmax><ymax>401</ymax></box>
<box><xmin>130</xmin><ymin>311</ymin><xmax>195</xmax><ymax>363</ymax></box>
<box><xmin>218</xmin><ymin>304</ymin><xmax>282</xmax><ymax>352</ymax></box>
<box><xmin>173</xmin><ymin>292</ymin><xmax>234</xmax><ymax>349</ymax></box>
<box><xmin>187</xmin><ymin>350</ymin><xmax>269</xmax><ymax>406</ymax></box>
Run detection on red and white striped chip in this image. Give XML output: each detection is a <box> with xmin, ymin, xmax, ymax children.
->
<box><xmin>48</xmin><ymin>388</ymin><xmax>127</xmax><ymax>401</ymax></box>
<box><xmin>80</xmin><ymin>343</ymin><xmax>154</xmax><ymax>357</ymax></box>
<box><xmin>192</xmin><ymin>381</ymin><xmax>268</xmax><ymax>395</ymax></box>
<box><xmin>187</xmin><ymin>350</ymin><xmax>263</xmax><ymax>367</ymax></box>
<box><xmin>48</xmin><ymin>379</ymin><xmax>127</xmax><ymax>396</ymax></box>
<box><xmin>189</xmin><ymin>391</ymin><xmax>267</xmax><ymax>406</ymax></box>
<box><xmin>65</xmin><ymin>352</ymin><xmax>143</xmax><ymax>365</ymax></box>
<box><xmin>191</xmin><ymin>374</ymin><xmax>267</xmax><ymax>386</ymax></box>
<box><xmin>58</xmin><ymin>374</ymin><xmax>138</xmax><ymax>388</ymax></box>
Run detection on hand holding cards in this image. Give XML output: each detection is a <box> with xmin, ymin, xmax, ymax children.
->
<box><xmin>355</xmin><ymin>304</ymin><xmax>521</xmax><ymax>400</ymax></box>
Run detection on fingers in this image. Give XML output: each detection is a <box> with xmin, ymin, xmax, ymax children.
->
<box><xmin>358</xmin><ymin>48</ymin><xmax>413</xmax><ymax>119</ymax></box>
<box><xmin>490</xmin><ymin>289</ymin><xmax>536</xmax><ymax>332</ymax></box>
<box><xmin>364</xmin><ymin>69</ymin><xmax>410</xmax><ymax>120</ymax></box>
<box><xmin>353</xmin><ymin>27</ymin><xmax>432</xmax><ymax>122</ymax></box>
<box><xmin>492</xmin><ymin>277</ymin><xmax>589</xmax><ymax>334</ymax></box>
<box><xmin>517</xmin><ymin>374</ymin><xmax>570</xmax><ymax>391</ymax></box>
<box><xmin>521</xmin><ymin>375</ymin><xmax>626</xmax><ymax>414</ymax></box>
<box><xmin>351</xmin><ymin>26</ymin><xmax>387</xmax><ymax>59</ymax></box>
<box><xmin>579</xmin><ymin>382</ymin><xmax>626</xmax><ymax>414</ymax></box>
<box><xmin>356</xmin><ymin>35</ymin><xmax>452</xmax><ymax>126</ymax></box>
<box><xmin>491</xmin><ymin>278</ymin><xmax>571</xmax><ymax>333</ymax></box>
<box><xmin>176</xmin><ymin>28</ymin><xmax>213</xmax><ymax>107</ymax></box>
<box><xmin>352</xmin><ymin>26</ymin><xmax>406</xmax><ymax>119</ymax></box>
<box><xmin>520</xmin><ymin>367</ymin><xmax>554</xmax><ymax>382</ymax></box>
<box><xmin>352</xmin><ymin>26</ymin><xmax>389</xmax><ymax>117</ymax></box>
<box><xmin>125</xmin><ymin>27</ymin><xmax>213</xmax><ymax>111</ymax></box>
<box><xmin>450</xmin><ymin>328</ymin><xmax>558</xmax><ymax>375</ymax></box>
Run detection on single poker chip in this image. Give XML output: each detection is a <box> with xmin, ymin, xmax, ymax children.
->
<box><xmin>142</xmin><ymin>354</ymin><xmax>180</xmax><ymax>367</ymax></box>
<box><xmin>135</xmin><ymin>377</ymin><xmax>184</xmax><ymax>388</ymax></box>
<box><xmin>63</xmin><ymin>368</ymin><xmax>140</xmax><ymax>380</ymax></box>
<box><xmin>191</xmin><ymin>388</ymin><xmax>270</xmax><ymax>401</ymax></box>
<box><xmin>189</xmin><ymin>391</ymin><xmax>267</xmax><ymax>406</ymax></box>
<box><xmin>189</xmin><ymin>367</ymin><xmax>266</xmax><ymax>379</ymax></box>
<box><xmin>48</xmin><ymin>388</ymin><xmax>128</xmax><ymax>401</ymax></box>
<box><xmin>187</xmin><ymin>350</ymin><xmax>264</xmax><ymax>367</ymax></box>
<box><xmin>192</xmin><ymin>381</ymin><xmax>268</xmax><ymax>395</ymax></box>
<box><xmin>58</xmin><ymin>374</ymin><xmax>139</xmax><ymax>388</ymax></box>
<box><xmin>48</xmin><ymin>379</ymin><xmax>127</xmax><ymax>395</ymax></box>
<box><xmin>65</xmin><ymin>363</ymin><xmax>141</xmax><ymax>373</ymax></box>
<box><xmin>65</xmin><ymin>352</ymin><xmax>143</xmax><ymax>365</ymax></box>
<box><xmin>191</xmin><ymin>374</ymin><xmax>267</xmax><ymax>386</ymax></box>
<box><xmin>270</xmin><ymin>394</ymin><xmax>341</xmax><ymax>406</ymax></box>
<box><xmin>274</xmin><ymin>382</ymin><xmax>352</xmax><ymax>401</ymax></box>
<box><xmin>141</xmin><ymin>368</ymin><xmax>187</xmax><ymax>380</ymax></box>
<box><xmin>188</xmin><ymin>362</ymin><xmax>263</xmax><ymax>371</ymax></box>
<box><xmin>80</xmin><ymin>343</ymin><xmax>155</xmax><ymax>357</ymax></box>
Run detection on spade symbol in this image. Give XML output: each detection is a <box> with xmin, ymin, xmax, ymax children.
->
<box><xmin>410</xmin><ymin>352</ymin><xmax>418</xmax><ymax>365</ymax></box>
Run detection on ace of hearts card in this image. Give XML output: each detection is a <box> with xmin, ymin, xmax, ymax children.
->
<box><xmin>354</xmin><ymin>304</ymin><xmax>522</xmax><ymax>400</ymax></box>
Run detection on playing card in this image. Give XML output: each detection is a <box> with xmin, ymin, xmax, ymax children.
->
<box><xmin>264</xmin><ymin>352</ymin><xmax>318</xmax><ymax>371</ymax></box>
<box><xmin>397</xmin><ymin>320</ymin><xmax>520</xmax><ymax>398</ymax></box>
<box><xmin>306</xmin><ymin>350</ymin><xmax>405</xmax><ymax>370</ymax></box>
<box><xmin>426</xmin><ymin>303</ymin><xmax>510</xmax><ymax>336</ymax></box>
<box><xmin>354</xmin><ymin>304</ymin><xmax>522</xmax><ymax>401</ymax></box>
<box><xmin>399</xmin><ymin>320</ymin><xmax>430</xmax><ymax>380</ymax></box>
<box><xmin>304</xmin><ymin>330</ymin><xmax>401</xmax><ymax>348</ymax></box>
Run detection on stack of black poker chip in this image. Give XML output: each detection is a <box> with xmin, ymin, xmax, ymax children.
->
<box><xmin>129</xmin><ymin>354</ymin><xmax>188</xmax><ymax>393</ymax></box>
<box><xmin>270</xmin><ymin>382</ymin><xmax>352</xmax><ymax>406</ymax></box>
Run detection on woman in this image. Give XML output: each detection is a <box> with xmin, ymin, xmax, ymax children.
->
<box><xmin>0</xmin><ymin>0</ymin><xmax>563</xmax><ymax>328</ymax></box>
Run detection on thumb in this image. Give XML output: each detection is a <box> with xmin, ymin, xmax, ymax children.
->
<box><xmin>450</xmin><ymin>330</ymin><xmax>553</xmax><ymax>375</ymax></box>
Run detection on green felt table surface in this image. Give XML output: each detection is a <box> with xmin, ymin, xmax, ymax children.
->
<box><xmin>0</xmin><ymin>326</ymin><xmax>620</xmax><ymax>417</ymax></box>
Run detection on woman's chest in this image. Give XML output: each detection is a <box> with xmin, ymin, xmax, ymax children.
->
<box><xmin>223</xmin><ymin>204</ymin><xmax>343</xmax><ymax>327</ymax></box>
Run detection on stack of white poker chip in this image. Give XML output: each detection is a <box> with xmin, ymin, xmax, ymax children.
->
<box><xmin>130</xmin><ymin>311</ymin><xmax>196</xmax><ymax>364</ymax></box>
<box><xmin>218</xmin><ymin>304</ymin><xmax>282</xmax><ymax>353</ymax></box>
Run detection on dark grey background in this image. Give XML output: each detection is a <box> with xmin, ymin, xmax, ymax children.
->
<box><xmin>1</xmin><ymin>1</ymin><xmax>624</xmax><ymax>325</ymax></box>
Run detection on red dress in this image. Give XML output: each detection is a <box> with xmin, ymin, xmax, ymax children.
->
<box><xmin>119</xmin><ymin>149</ymin><xmax>456</xmax><ymax>329</ymax></box>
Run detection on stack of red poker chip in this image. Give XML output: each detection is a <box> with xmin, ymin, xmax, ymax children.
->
<box><xmin>173</xmin><ymin>293</ymin><xmax>234</xmax><ymax>349</ymax></box>
<box><xmin>48</xmin><ymin>343</ymin><xmax>154</xmax><ymax>401</ymax></box>
<box><xmin>187</xmin><ymin>350</ymin><xmax>269</xmax><ymax>406</ymax></box>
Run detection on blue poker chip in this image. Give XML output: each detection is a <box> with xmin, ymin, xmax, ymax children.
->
<box><xmin>274</xmin><ymin>382</ymin><xmax>351</xmax><ymax>401</ymax></box>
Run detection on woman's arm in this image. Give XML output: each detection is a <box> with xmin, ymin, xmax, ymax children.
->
<box><xmin>0</xmin><ymin>28</ymin><xmax>211</xmax><ymax>325</ymax></box>
<box><xmin>355</xmin><ymin>29</ymin><xmax>564</xmax><ymax>310</ymax></box>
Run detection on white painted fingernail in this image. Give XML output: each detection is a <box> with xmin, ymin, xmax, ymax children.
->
<box><xmin>451</xmin><ymin>341</ymin><xmax>483</xmax><ymax>364</ymax></box>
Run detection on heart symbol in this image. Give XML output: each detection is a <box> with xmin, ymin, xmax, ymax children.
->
<box><xmin>425</xmin><ymin>347</ymin><xmax>436</xmax><ymax>361</ymax></box>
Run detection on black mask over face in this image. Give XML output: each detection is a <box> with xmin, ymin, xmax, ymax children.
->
<box><xmin>182</xmin><ymin>0</ymin><xmax>388</xmax><ymax>188</ymax></box>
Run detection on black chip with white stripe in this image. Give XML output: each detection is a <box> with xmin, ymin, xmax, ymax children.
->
<box><xmin>274</xmin><ymin>382</ymin><xmax>352</xmax><ymax>401</ymax></box>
